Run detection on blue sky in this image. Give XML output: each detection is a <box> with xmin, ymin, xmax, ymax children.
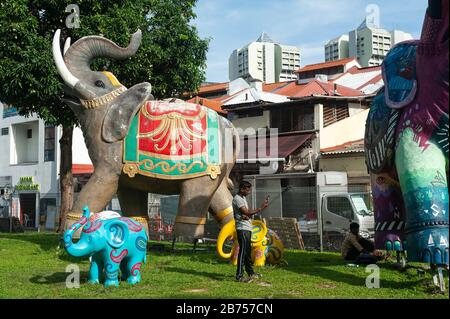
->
<box><xmin>192</xmin><ymin>0</ymin><xmax>427</xmax><ymax>83</ymax></box>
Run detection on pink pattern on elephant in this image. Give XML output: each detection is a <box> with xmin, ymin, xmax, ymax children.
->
<box><xmin>69</xmin><ymin>216</ymin><xmax>87</xmax><ymax>231</ymax></box>
<box><xmin>119</xmin><ymin>217</ymin><xmax>143</xmax><ymax>232</ymax></box>
<box><xmin>83</xmin><ymin>219</ymin><xmax>103</xmax><ymax>234</ymax></box>
<box><xmin>110</xmin><ymin>249</ymin><xmax>128</xmax><ymax>263</ymax></box>
<box><xmin>131</xmin><ymin>262</ymin><xmax>142</xmax><ymax>276</ymax></box>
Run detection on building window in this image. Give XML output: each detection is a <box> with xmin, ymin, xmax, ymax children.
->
<box><xmin>237</xmin><ymin>109</ymin><xmax>263</xmax><ymax>119</ymax></box>
<box><xmin>1</xmin><ymin>127</ymin><xmax>8</xmax><ymax>136</ymax></box>
<box><xmin>39</xmin><ymin>198</ymin><xmax>58</xmax><ymax>230</ymax></box>
<box><xmin>323</xmin><ymin>103</ymin><xmax>350</xmax><ymax>127</ymax></box>
<box><xmin>11</xmin><ymin>121</ymin><xmax>39</xmax><ymax>164</ymax></box>
<box><xmin>327</xmin><ymin>197</ymin><xmax>354</xmax><ymax>220</ymax></box>
<box><xmin>270</xmin><ymin>105</ymin><xmax>315</xmax><ymax>133</ymax></box>
<box><xmin>44</xmin><ymin>126</ymin><xmax>55</xmax><ymax>162</ymax></box>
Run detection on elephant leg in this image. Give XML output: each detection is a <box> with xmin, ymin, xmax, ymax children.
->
<box><xmin>126</xmin><ymin>258</ymin><xmax>143</xmax><ymax>285</ymax></box>
<box><xmin>117</xmin><ymin>186</ymin><xmax>150</xmax><ymax>237</ymax></box>
<box><xmin>174</xmin><ymin>174</ymin><xmax>224</xmax><ymax>240</ymax></box>
<box><xmin>120</xmin><ymin>259</ymin><xmax>129</xmax><ymax>281</ymax></box>
<box><xmin>209</xmin><ymin>178</ymin><xmax>234</xmax><ymax>228</ymax></box>
<box><xmin>66</xmin><ymin>168</ymin><xmax>120</xmax><ymax>236</ymax></box>
<box><xmin>104</xmin><ymin>261</ymin><xmax>120</xmax><ymax>288</ymax></box>
<box><xmin>396</xmin><ymin>128</ymin><xmax>449</xmax><ymax>266</ymax></box>
<box><xmin>371</xmin><ymin>171</ymin><xmax>407</xmax><ymax>252</ymax></box>
<box><xmin>88</xmin><ymin>254</ymin><xmax>103</xmax><ymax>284</ymax></box>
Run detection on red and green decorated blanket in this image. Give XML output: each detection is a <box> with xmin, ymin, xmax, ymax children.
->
<box><xmin>122</xmin><ymin>100</ymin><xmax>221</xmax><ymax>180</ymax></box>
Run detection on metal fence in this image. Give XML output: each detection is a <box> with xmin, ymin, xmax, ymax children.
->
<box><xmin>1</xmin><ymin>185</ymin><xmax>375</xmax><ymax>254</ymax></box>
<box><xmin>245</xmin><ymin>183</ymin><xmax>373</xmax><ymax>252</ymax></box>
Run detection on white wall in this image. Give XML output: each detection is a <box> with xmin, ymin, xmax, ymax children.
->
<box><xmin>320</xmin><ymin>109</ymin><xmax>369</xmax><ymax>149</ymax></box>
<box><xmin>231</xmin><ymin>110</ymin><xmax>270</xmax><ymax>135</ymax></box>
<box><xmin>72</xmin><ymin>127</ymin><xmax>92</xmax><ymax>165</ymax></box>
<box><xmin>319</xmin><ymin>155</ymin><xmax>367</xmax><ymax>178</ymax></box>
<box><xmin>263</xmin><ymin>43</ymin><xmax>275</xmax><ymax>83</ymax></box>
<box><xmin>348</xmin><ymin>102</ymin><xmax>366</xmax><ymax>117</ymax></box>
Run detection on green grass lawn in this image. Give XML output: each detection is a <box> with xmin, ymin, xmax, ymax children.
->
<box><xmin>0</xmin><ymin>232</ymin><xmax>448</xmax><ymax>299</ymax></box>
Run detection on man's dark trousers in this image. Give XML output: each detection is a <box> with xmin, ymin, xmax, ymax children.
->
<box><xmin>345</xmin><ymin>238</ymin><xmax>377</xmax><ymax>264</ymax></box>
<box><xmin>236</xmin><ymin>229</ymin><xmax>254</xmax><ymax>279</ymax></box>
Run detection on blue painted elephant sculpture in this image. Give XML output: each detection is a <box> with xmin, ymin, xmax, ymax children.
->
<box><xmin>63</xmin><ymin>206</ymin><xmax>148</xmax><ymax>287</ymax></box>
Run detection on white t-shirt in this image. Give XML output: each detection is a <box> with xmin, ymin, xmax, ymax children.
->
<box><xmin>232</xmin><ymin>194</ymin><xmax>253</xmax><ymax>231</ymax></box>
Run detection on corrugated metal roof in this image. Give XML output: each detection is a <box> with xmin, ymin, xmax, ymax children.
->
<box><xmin>295</xmin><ymin>57</ymin><xmax>356</xmax><ymax>73</ymax></box>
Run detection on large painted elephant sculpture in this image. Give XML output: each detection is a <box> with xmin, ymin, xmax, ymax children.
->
<box><xmin>365</xmin><ymin>0</ymin><xmax>448</xmax><ymax>268</ymax></box>
<box><xmin>52</xmin><ymin>29</ymin><xmax>239</xmax><ymax>240</ymax></box>
<box><xmin>216</xmin><ymin>220</ymin><xmax>284</xmax><ymax>266</ymax></box>
<box><xmin>64</xmin><ymin>206</ymin><xmax>148</xmax><ymax>287</ymax></box>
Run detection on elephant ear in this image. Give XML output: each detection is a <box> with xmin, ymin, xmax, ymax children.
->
<box><xmin>105</xmin><ymin>220</ymin><xmax>130</xmax><ymax>249</ymax></box>
<box><xmin>102</xmin><ymin>82</ymin><xmax>153</xmax><ymax>143</ymax></box>
<box><xmin>382</xmin><ymin>41</ymin><xmax>418</xmax><ymax>110</ymax></box>
<box><xmin>251</xmin><ymin>220</ymin><xmax>268</xmax><ymax>243</ymax></box>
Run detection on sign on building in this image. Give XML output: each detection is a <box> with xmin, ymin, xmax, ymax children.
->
<box><xmin>15</xmin><ymin>176</ymin><xmax>40</xmax><ymax>191</ymax></box>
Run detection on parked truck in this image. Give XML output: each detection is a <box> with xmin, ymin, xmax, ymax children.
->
<box><xmin>243</xmin><ymin>171</ymin><xmax>374</xmax><ymax>251</ymax></box>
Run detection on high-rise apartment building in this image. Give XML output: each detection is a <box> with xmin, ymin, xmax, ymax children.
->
<box><xmin>325</xmin><ymin>35</ymin><xmax>350</xmax><ymax>62</ymax></box>
<box><xmin>229</xmin><ymin>33</ymin><xmax>301</xmax><ymax>84</ymax></box>
<box><xmin>325</xmin><ymin>18</ymin><xmax>413</xmax><ymax>67</ymax></box>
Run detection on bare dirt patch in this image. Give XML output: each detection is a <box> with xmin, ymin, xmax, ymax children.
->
<box><xmin>184</xmin><ymin>288</ymin><xmax>209</xmax><ymax>293</ymax></box>
<box><xmin>315</xmin><ymin>283</ymin><xmax>337</xmax><ymax>289</ymax></box>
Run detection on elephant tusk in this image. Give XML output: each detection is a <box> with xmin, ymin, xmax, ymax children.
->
<box><xmin>52</xmin><ymin>29</ymin><xmax>79</xmax><ymax>88</ymax></box>
<box><xmin>63</xmin><ymin>37</ymin><xmax>71</xmax><ymax>55</ymax></box>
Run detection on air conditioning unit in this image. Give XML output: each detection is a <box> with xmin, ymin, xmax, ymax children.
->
<box><xmin>1</xmin><ymin>188</ymin><xmax>12</xmax><ymax>198</ymax></box>
<box><xmin>315</xmin><ymin>74</ymin><xmax>328</xmax><ymax>83</ymax></box>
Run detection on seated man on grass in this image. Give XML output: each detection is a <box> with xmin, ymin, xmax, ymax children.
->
<box><xmin>341</xmin><ymin>222</ymin><xmax>380</xmax><ymax>265</ymax></box>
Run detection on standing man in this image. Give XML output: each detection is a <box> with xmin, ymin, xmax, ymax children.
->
<box><xmin>233</xmin><ymin>181</ymin><xmax>269</xmax><ymax>282</ymax></box>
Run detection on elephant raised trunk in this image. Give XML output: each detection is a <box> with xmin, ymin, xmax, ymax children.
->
<box><xmin>63</xmin><ymin>206</ymin><xmax>91</xmax><ymax>257</ymax></box>
<box><xmin>52</xmin><ymin>29</ymin><xmax>142</xmax><ymax>100</ymax></box>
<box><xmin>63</xmin><ymin>30</ymin><xmax>142</xmax><ymax>75</ymax></box>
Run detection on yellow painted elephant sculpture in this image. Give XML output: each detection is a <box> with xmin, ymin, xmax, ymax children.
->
<box><xmin>216</xmin><ymin>220</ymin><xmax>284</xmax><ymax>266</ymax></box>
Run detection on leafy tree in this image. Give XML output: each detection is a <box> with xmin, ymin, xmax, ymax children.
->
<box><xmin>0</xmin><ymin>0</ymin><xmax>209</xmax><ymax>231</ymax></box>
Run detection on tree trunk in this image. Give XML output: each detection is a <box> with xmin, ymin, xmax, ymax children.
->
<box><xmin>57</xmin><ymin>125</ymin><xmax>74</xmax><ymax>233</ymax></box>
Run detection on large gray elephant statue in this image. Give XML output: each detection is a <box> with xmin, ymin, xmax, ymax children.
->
<box><xmin>52</xmin><ymin>29</ymin><xmax>238</xmax><ymax>240</ymax></box>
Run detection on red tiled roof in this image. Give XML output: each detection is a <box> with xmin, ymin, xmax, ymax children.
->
<box><xmin>348</xmin><ymin>65</ymin><xmax>381</xmax><ymax>74</ymax></box>
<box><xmin>295</xmin><ymin>57</ymin><xmax>357</xmax><ymax>73</ymax></box>
<box><xmin>311</xmin><ymin>81</ymin><xmax>363</xmax><ymax>97</ymax></box>
<box><xmin>273</xmin><ymin>80</ymin><xmax>363</xmax><ymax>98</ymax></box>
<box><xmin>72</xmin><ymin>164</ymin><xmax>94</xmax><ymax>175</ymax></box>
<box><xmin>210</xmin><ymin>95</ymin><xmax>230</xmax><ymax>102</ymax></box>
<box><xmin>187</xmin><ymin>96</ymin><xmax>227</xmax><ymax>114</ymax></box>
<box><xmin>197</xmin><ymin>82</ymin><xmax>228</xmax><ymax>94</ymax></box>
<box><xmin>321</xmin><ymin>138</ymin><xmax>365</xmax><ymax>154</ymax></box>
<box><xmin>262</xmin><ymin>82</ymin><xmax>292</xmax><ymax>92</ymax></box>
<box><xmin>270</xmin><ymin>81</ymin><xmax>308</xmax><ymax>96</ymax></box>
